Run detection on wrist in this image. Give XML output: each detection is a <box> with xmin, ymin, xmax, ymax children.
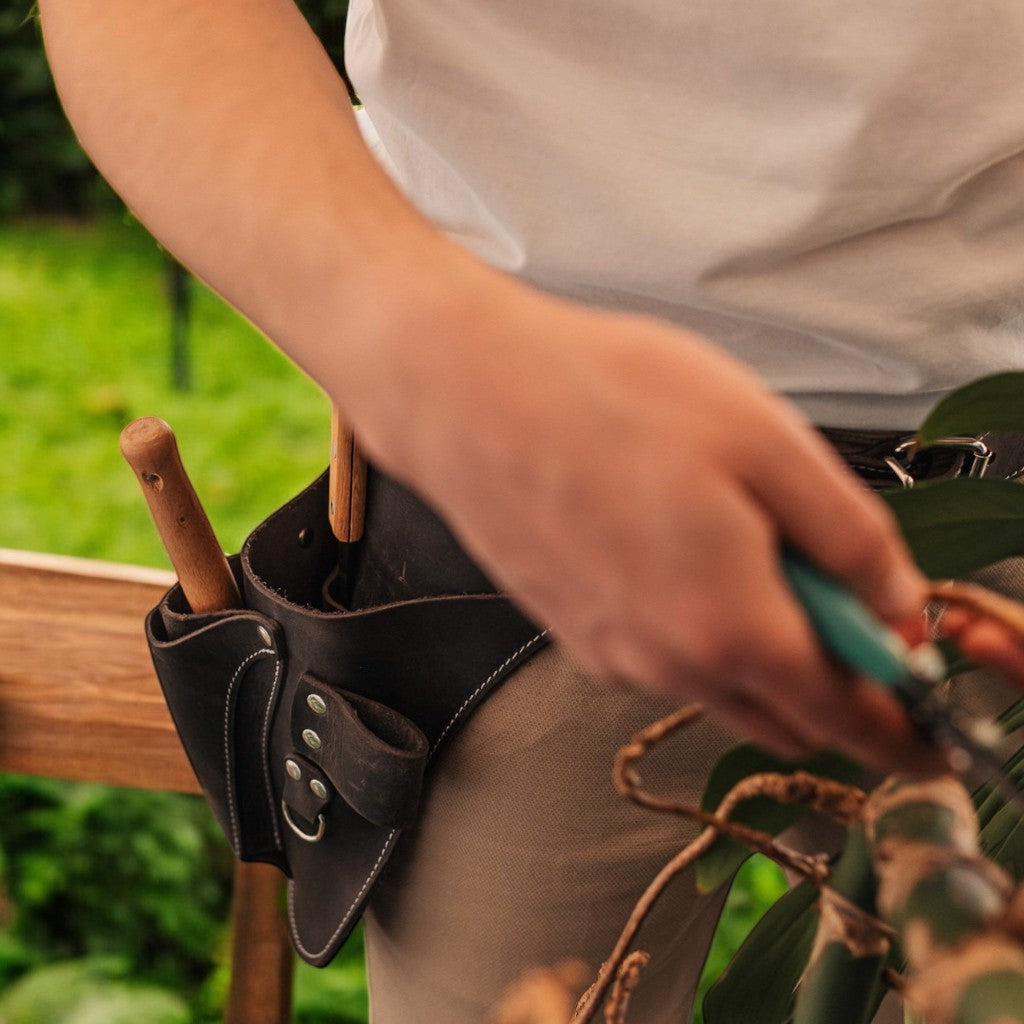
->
<box><xmin>314</xmin><ymin>236</ymin><xmax>516</xmax><ymax>479</ymax></box>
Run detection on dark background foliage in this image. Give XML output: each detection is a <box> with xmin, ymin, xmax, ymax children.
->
<box><xmin>0</xmin><ymin>0</ymin><xmax>350</xmax><ymax>217</ymax></box>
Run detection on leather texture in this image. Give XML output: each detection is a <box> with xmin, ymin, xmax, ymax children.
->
<box><xmin>146</xmin><ymin>469</ymin><xmax>548</xmax><ymax>966</ymax></box>
<box><xmin>819</xmin><ymin>427</ymin><xmax>1024</xmax><ymax>489</ymax></box>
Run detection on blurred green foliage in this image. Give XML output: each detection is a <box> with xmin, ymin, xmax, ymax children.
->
<box><xmin>0</xmin><ymin>1</ymin><xmax>349</xmax><ymax>217</ymax></box>
<box><xmin>0</xmin><ymin>5</ymin><xmax>113</xmax><ymax>216</ymax></box>
<box><xmin>0</xmin><ymin>957</ymin><xmax>192</xmax><ymax>1024</ymax></box>
<box><xmin>0</xmin><ymin>779</ymin><xmax>230</xmax><ymax>975</ymax></box>
<box><xmin>0</xmin><ymin>217</ymin><xmax>331</xmax><ymax>563</ymax></box>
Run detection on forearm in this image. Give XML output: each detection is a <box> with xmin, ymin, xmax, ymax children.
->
<box><xmin>38</xmin><ymin>0</ymin><xmax>466</xmax><ymax>461</ymax></box>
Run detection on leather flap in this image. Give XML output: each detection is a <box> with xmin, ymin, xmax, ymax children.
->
<box><xmin>291</xmin><ymin>675</ymin><xmax>428</xmax><ymax>829</ymax></box>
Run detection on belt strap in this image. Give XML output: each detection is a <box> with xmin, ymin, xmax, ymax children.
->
<box><xmin>820</xmin><ymin>427</ymin><xmax>1024</xmax><ymax>490</ymax></box>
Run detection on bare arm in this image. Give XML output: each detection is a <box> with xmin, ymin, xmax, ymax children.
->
<box><xmin>38</xmin><ymin>0</ymin><xmax>450</xmax><ymax>410</ymax></box>
<box><xmin>39</xmin><ymin>0</ymin><xmax>939</xmax><ymax>770</ymax></box>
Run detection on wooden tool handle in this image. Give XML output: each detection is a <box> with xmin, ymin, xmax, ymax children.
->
<box><xmin>328</xmin><ymin>404</ymin><xmax>366</xmax><ymax>543</ymax></box>
<box><xmin>119</xmin><ymin>416</ymin><xmax>242</xmax><ymax>613</ymax></box>
<box><xmin>120</xmin><ymin>417</ymin><xmax>292</xmax><ymax>1022</ymax></box>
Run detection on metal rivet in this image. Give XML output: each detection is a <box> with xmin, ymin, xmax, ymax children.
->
<box><xmin>302</xmin><ymin>729</ymin><xmax>322</xmax><ymax>751</ymax></box>
<box><xmin>257</xmin><ymin>625</ymin><xmax>273</xmax><ymax>647</ymax></box>
<box><xmin>298</xmin><ymin>528</ymin><xmax>313</xmax><ymax>549</ymax></box>
<box><xmin>306</xmin><ymin>694</ymin><xmax>327</xmax><ymax>715</ymax></box>
<box><xmin>309</xmin><ymin>779</ymin><xmax>328</xmax><ymax>800</ymax></box>
<box><xmin>285</xmin><ymin>759</ymin><xmax>302</xmax><ymax>781</ymax></box>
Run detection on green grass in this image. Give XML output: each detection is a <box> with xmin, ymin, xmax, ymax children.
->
<box><xmin>0</xmin><ymin>214</ymin><xmax>330</xmax><ymax>566</ymax></box>
<box><xmin>0</xmin><ymin>215</ymin><xmax>357</xmax><ymax>1022</ymax></box>
<box><xmin>0</xmin><ymin>215</ymin><xmax>787</xmax><ymax>1022</ymax></box>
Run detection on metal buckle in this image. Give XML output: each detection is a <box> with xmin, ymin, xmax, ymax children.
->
<box><xmin>883</xmin><ymin>436</ymin><xmax>993</xmax><ymax>489</ymax></box>
<box><xmin>282</xmin><ymin>799</ymin><xmax>326</xmax><ymax>843</ymax></box>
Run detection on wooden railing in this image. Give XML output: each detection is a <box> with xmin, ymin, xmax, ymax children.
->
<box><xmin>0</xmin><ymin>548</ymin><xmax>295</xmax><ymax>1024</ymax></box>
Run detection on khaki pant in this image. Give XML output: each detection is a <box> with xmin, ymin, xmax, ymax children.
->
<box><xmin>363</xmin><ymin>559</ymin><xmax>1024</xmax><ymax>1023</ymax></box>
<box><xmin>364</xmin><ymin>644</ymin><xmax>736</xmax><ymax>1023</ymax></box>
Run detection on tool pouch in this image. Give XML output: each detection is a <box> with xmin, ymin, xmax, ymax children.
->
<box><xmin>145</xmin><ymin>470</ymin><xmax>547</xmax><ymax>966</ymax></box>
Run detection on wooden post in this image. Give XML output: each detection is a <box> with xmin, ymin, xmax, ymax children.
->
<box><xmin>225</xmin><ymin>862</ymin><xmax>294</xmax><ymax>1024</ymax></box>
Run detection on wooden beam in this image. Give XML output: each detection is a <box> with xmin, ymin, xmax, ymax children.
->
<box><xmin>0</xmin><ymin>548</ymin><xmax>200</xmax><ymax>794</ymax></box>
<box><xmin>0</xmin><ymin>549</ymin><xmax>296</xmax><ymax>1023</ymax></box>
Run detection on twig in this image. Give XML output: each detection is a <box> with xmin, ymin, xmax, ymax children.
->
<box><xmin>883</xmin><ymin>967</ymin><xmax>909</xmax><ymax>996</ymax></box>
<box><xmin>996</xmin><ymin>881</ymin><xmax>1024</xmax><ymax>943</ymax></box>
<box><xmin>572</xmin><ymin>706</ymin><xmax>859</xmax><ymax>1023</ymax></box>
<box><xmin>614</xmin><ymin>707</ymin><xmax>863</xmax><ymax>874</ymax></box>
<box><xmin>927</xmin><ymin>580</ymin><xmax>1024</xmax><ymax>637</ymax></box>
<box><xmin>604</xmin><ymin>951</ymin><xmax>649</xmax><ymax>1024</ymax></box>
<box><xmin>570</xmin><ymin>829</ymin><xmax>720</xmax><ymax>1024</ymax></box>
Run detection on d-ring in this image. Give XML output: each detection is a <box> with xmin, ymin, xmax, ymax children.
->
<box><xmin>282</xmin><ymin>800</ymin><xmax>326</xmax><ymax>843</ymax></box>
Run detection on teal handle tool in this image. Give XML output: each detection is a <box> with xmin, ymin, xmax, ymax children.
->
<box><xmin>782</xmin><ymin>549</ymin><xmax>1024</xmax><ymax>812</ymax></box>
<box><xmin>780</xmin><ymin>550</ymin><xmax>923</xmax><ymax>690</ymax></box>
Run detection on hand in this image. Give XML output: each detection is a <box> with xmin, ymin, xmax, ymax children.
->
<box><xmin>939</xmin><ymin>590</ymin><xmax>1024</xmax><ymax>685</ymax></box>
<box><xmin>348</xmin><ymin>257</ymin><xmax>941</xmax><ymax>772</ymax></box>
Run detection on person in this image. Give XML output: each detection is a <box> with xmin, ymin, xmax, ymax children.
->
<box><xmin>36</xmin><ymin>1</ymin><xmax>1024</xmax><ymax>1019</ymax></box>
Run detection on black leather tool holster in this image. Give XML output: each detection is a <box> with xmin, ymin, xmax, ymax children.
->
<box><xmin>145</xmin><ymin>469</ymin><xmax>547</xmax><ymax>966</ymax></box>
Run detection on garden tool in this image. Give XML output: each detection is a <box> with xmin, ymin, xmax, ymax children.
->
<box><xmin>119</xmin><ymin>416</ymin><xmax>292</xmax><ymax>1024</ymax></box>
<box><xmin>783</xmin><ymin>550</ymin><xmax>1024</xmax><ymax>815</ymax></box>
<box><xmin>327</xmin><ymin>404</ymin><xmax>366</xmax><ymax>607</ymax></box>
<box><xmin>120</xmin><ymin>416</ymin><xmax>242</xmax><ymax>613</ymax></box>
<box><xmin>123</xmin><ymin>415</ymin><xmax>545</xmax><ymax>967</ymax></box>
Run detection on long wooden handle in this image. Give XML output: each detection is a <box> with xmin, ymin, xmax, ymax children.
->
<box><xmin>119</xmin><ymin>416</ymin><xmax>242</xmax><ymax>613</ymax></box>
<box><xmin>328</xmin><ymin>404</ymin><xmax>366</xmax><ymax>543</ymax></box>
<box><xmin>119</xmin><ymin>415</ymin><xmax>292</xmax><ymax>1024</ymax></box>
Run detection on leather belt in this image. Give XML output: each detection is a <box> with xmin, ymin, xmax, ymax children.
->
<box><xmin>820</xmin><ymin>428</ymin><xmax>1024</xmax><ymax>491</ymax></box>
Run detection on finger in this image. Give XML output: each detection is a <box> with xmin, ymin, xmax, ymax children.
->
<box><xmin>572</xmin><ymin>609</ymin><xmax>826</xmax><ymax>761</ymax></box>
<box><xmin>706</xmin><ymin>688</ymin><xmax>824</xmax><ymax>762</ymax></box>
<box><xmin>747</xmin><ymin>658</ymin><xmax>947</xmax><ymax>774</ymax></box>
<box><xmin>953</xmin><ymin>619</ymin><xmax>1024</xmax><ymax>686</ymax></box>
<box><xmin>721</xmin><ymin>564</ymin><xmax>948</xmax><ymax>773</ymax></box>
<box><xmin>936</xmin><ymin>605</ymin><xmax>980</xmax><ymax>637</ymax></box>
<box><xmin>741</xmin><ymin>411</ymin><xmax>927</xmax><ymax>624</ymax></box>
<box><xmin>894</xmin><ymin>611</ymin><xmax>929</xmax><ymax>648</ymax></box>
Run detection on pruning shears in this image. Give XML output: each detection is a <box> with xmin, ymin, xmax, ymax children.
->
<box><xmin>782</xmin><ymin>550</ymin><xmax>1024</xmax><ymax>813</ymax></box>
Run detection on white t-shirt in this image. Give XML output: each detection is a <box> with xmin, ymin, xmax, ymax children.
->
<box><xmin>346</xmin><ymin>0</ymin><xmax>1024</xmax><ymax>427</ymax></box>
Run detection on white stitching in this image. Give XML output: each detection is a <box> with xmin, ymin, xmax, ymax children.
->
<box><xmin>287</xmin><ymin>630</ymin><xmax>547</xmax><ymax>961</ymax></box>
<box><xmin>223</xmin><ymin>646</ymin><xmax>276</xmax><ymax>854</ymax></box>
<box><xmin>260</xmin><ymin>654</ymin><xmax>284</xmax><ymax>848</ymax></box>
<box><xmin>287</xmin><ymin>829</ymin><xmax>397</xmax><ymax>962</ymax></box>
<box><xmin>430</xmin><ymin>630</ymin><xmax>548</xmax><ymax>755</ymax></box>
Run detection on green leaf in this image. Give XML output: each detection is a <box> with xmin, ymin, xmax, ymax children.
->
<box><xmin>696</xmin><ymin>745</ymin><xmax>858</xmax><ymax>893</ymax></box>
<box><xmin>883</xmin><ymin>479</ymin><xmax>1024</xmax><ymax>578</ymax></box>
<box><xmin>979</xmin><ymin>801</ymin><xmax>1024</xmax><ymax>880</ymax></box>
<box><xmin>702</xmin><ymin>881</ymin><xmax>819</xmax><ymax>1024</ymax></box>
<box><xmin>917</xmin><ymin>373</ymin><xmax>1024</xmax><ymax>446</ymax></box>
<box><xmin>794</xmin><ymin>827</ymin><xmax>885</xmax><ymax>1024</ymax></box>
<box><xmin>956</xmin><ymin>970</ymin><xmax>1024</xmax><ymax>1024</ymax></box>
<box><xmin>998</xmin><ymin>698</ymin><xmax>1024</xmax><ymax>735</ymax></box>
<box><xmin>975</xmin><ymin>742</ymin><xmax>1024</xmax><ymax>833</ymax></box>
<box><xmin>793</xmin><ymin>944</ymin><xmax>885</xmax><ymax>1024</ymax></box>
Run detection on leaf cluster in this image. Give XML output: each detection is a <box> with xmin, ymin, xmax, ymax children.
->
<box><xmin>701</xmin><ymin>373</ymin><xmax>1024</xmax><ymax>1024</ymax></box>
<box><xmin>0</xmin><ymin>776</ymin><xmax>233</xmax><ymax>1018</ymax></box>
